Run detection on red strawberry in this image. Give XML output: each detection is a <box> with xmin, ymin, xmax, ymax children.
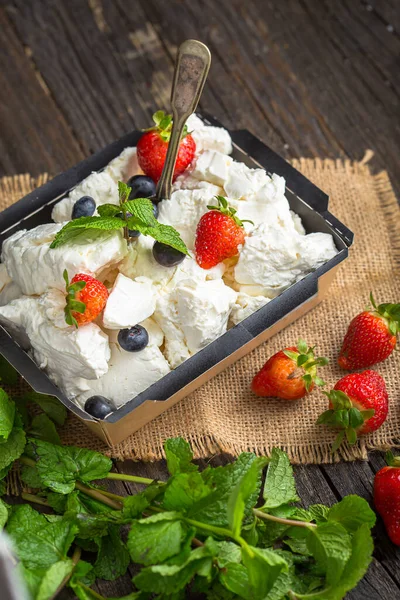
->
<box><xmin>317</xmin><ymin>370</ymin><xmax>389</xmax><ymax>451</ymax></box>
<box><xmin>374</xmin><ymin>451</ymin><xmax>400</xmax><ymax>546</ymax></box>
<box><xmin>137</xmin><ymin>111</ymin><xmax>196</xmax><ymax>183</ymax></box>
<box><xmin>338</xmin><ymin>293</ymin><xmax>399</xmax><ymax>370</ymax></box>
<box><xmin>195</xmin><ymin>196</ymin><xmax>250</xmax><ymax>269</ymax></box>
<box><xmin>251</xmin><ymin>339</ymin><xmax>328</xmax><ymax>400</ymax></box>
<box><xmin>64</xmin><ymin>270</ymin><xmax>108</xmax><ymax>327</ymax></box>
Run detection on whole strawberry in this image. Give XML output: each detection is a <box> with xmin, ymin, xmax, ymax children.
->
<box><xmin>137</xmin><ymin>110</ymin><xmax>196</xmax><ymax>183</ymax></box>
<box><xmin>374</xmin><ymin>451</ymin><xmax>400</xmax><ymax>546</ymax></box>
<box><xmin>338</xmin><ymin>293</ymin><xmax>399</xmax><ymax>370</ymax></box>
<box><xmin>63</xmin><ymin>270</ymin><xmax>108</xmax><ymax>327</ymax></box>
<box><xmin>252</xmin><ymin>339</ymin><xmax>328</xmax><ymax>400</ymax></box>
<box><xmin>195</xmin><ymin>196</ymin><xmax>250</xmax><ymax>269</ymax></box>
<box><xmin>317</xmin><ymin>370</ymin><xmax>389</xmax><ymax>451</ymax></box>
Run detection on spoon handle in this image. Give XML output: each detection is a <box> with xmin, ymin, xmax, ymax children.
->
<box><xmin>156</xmin><ymin>39</ymin><xmax>211</xmax><ymax>201</ymax></box>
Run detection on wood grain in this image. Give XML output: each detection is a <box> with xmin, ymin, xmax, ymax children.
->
<box><xmin>0</xmin><ymin>0</ymin><xmax>399</xmax><ymax>597</ymax></box>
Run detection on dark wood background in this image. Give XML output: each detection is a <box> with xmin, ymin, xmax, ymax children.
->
<box><xmin>1</xmin><ymin>1</ymin><xmax>399</xmax><ymax>598</ymax></box>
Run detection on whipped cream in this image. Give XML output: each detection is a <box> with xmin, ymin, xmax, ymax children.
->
<box><xmin>103</xmin><ymin>274</ymin><xmax>156</xmax><ymax>329</ymax></box>
<box><xmin>104</xmin><ymin>147</ymin><xmax>142</xmax><ymax>182</ymax></box>
<box><xmin>2</xmin><ymin>223</ymin><xmax>128</xmax><ymax>295</ymax></box>
<box><xmin>191</xmin><ymin>150</ymin><xmax>233</xmax><ymax>187</ymax></box>
<box><xmin>230</xmin><ymin>293</ymin><xmax>270</xmax><ymax>326</ymax></box>
<box><xmin>154</xmin><ymin>278</ymin><xmax>237</xmax><ymax>368</ymax></box>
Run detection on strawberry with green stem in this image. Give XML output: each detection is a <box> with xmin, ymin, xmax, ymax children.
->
<box><xmin>374</xmin><ymin>451</ymin><xmax>400</xmax><ymax>546</ymax></box>
<box><xmin>137</xmin><ymin>110</ymin><xmax>196</xmax><ymax>183</ymax></box>
<box><xmin>251</xmin><ymin>338</ymin><xmax>328</xmax><ymax>400</ymax></box>
<box><xmin>63</xmin><ymin>270</ymin><xmax>108</xmax><ymax>328</ymax></box>
<box><xmin>317</xmin><ymin>370</ymin><xmax>389</xmax><ymax>452</ymax></box>
<box><xmin>338</xmin><ymin>292</ymin><xmax>400</xmax><ymax>370</ymax></box>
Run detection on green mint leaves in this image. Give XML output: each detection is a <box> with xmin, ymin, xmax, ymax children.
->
<box><xmin>50</xmin><ymin>181</ymin><xmax>189</xmax><ymax>255</ymax></box>
<box><xmin>0</xmin><ymin>384</ymin><xmax>376</xmax><ymax>600</ymax></box>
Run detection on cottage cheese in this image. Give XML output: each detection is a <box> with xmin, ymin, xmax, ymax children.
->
<box><xmin>103</xmin><ymin>274</ymin><xmax>157</xmax><ymax>329</ymax></box>
<box><xmin>155</xmin><ymin>278</ymin><xmax>237</xmax><ymax>368</ymax></box>
<box><xmin>104</xmin><ymin>147</ymin><xmax>142</xmax><ymax>182</ymax></box>
<box><xmin>191</xmin><ymin>150</ymin><xmax>233</xmax><ymax>187</ymax></box>
<box><xmin>2</xmin><ymin>223</ymin><xmax>128</xmax><ymax>295</ymax></box>
<box><xmin>230</xmin><ymin>294</ymin><xmax>270</xmax><ymax>326</ymax></box>
<box><xmin>51</xmin><ymin>171</ymin><xmax>119</xmax><ymax>223</ymax></box>
<box><xmin>0</xmin><ymin>296</ymin><xmax>110</xmax><ymax>391</ymax></box>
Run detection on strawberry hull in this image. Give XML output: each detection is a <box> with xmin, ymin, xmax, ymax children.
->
<box><xmin>0</xmin><ymin>115</ymin><xmax>353</xmax><ymax>446</ymax></box>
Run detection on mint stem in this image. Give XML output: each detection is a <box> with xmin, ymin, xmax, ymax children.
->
<box><xmin>79</xmin><ymin>583</ymin><xmax>107</xmax><ymax>600</ymax></box>
<box><xmin>98</xmin><ymin>488</ymin><xmax>125</xmax><ymax>502</ymax></box>
<box><xmin>106</xmin><ymin>472</ymin><xmax>155</xmax><ymax>485</ymax></box>
<box><xmin>21</xmin><ymin>492</ymin><xmax>49</xmax><ymax>507</ymax></box>
<box><xmin>49</xmin><ymin>546</ymin><xmax>81</xmax><ymax>600</ymax></box>
<box><xmin>253</xmin><ymin>508</ymin><xmax>317</xmax><ymax>529</ymax></box>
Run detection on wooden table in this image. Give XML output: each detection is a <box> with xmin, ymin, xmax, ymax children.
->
<box><xmin>1</xmin><ymin>1</ymin><xmax>399</xmax><ymax>598</ymax></box>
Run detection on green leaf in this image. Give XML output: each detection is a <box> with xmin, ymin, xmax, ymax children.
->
<box><xmin>297</xmin><ymin>339</ymin><xmax>309</xmax><ymax>354</ymax></box>
<box><xmin>214</xmin><ymin>541</ymin><xmax>242</xmax><ymax>568</ymax></box>
<box><xmin>35</xmin><ymin>559</ymin><xmax>75</xmax><ymax>600</ymax></box>
<box><xmin>227</xmin><ymin>457</ymin><xmax>267</xmax><ymax>537</ymax></box>
<box><xmin>122</xmin><ymin>482</ymin><xmax>165</xmax><ymax>520</ymax></box>
<box><xmin>131</xmin><ymin>220</ymin><xmax>189</xmax><ymax>255</ymax></box>
<box><xmin>21</xmin><ymin>464</ymin><xmax>43</xmax><ymax>489</ymax></box>
<box><xmin>293</xmin><ymin>504</ymin><xmax>329</xmax><ymax>524</ymax></box>
<box><xmin>6</xmin><ymin>504</ymin><xmax>78</xmax><ymax>569</ymax></box>
<box><xmin>118</xmin><ymin>181</ymin><xmax>132</xmax><ymax>204</ymax></box>
<box><xmin>0</xmin><ymin>497</ymin><xmax>9</xmax><ymax>528</ymax></box>
<box><xmin>263</xmin><ymin>448</ymin><xmax>299</xmax><ymax>509</ymax></box>
<box><xmin>47</xmin><ymin>492</ymin><xmax>69</xmax><ymax>513</ymax></box>
<box><xmin>327</xmin><ymin>495</ymin><xmax>376</xmax><ymax>533</ymax></box>
<box><xmin>189</xmin><ymin>453</ymin><xmax>262</xmax><ymax>527</ymax></box>
<box><xmin>50</xmin><ymin>216</ymin><xmax>124</xmax><ymax>248</ymax></box>
<box><xmin>128</xmin><ymin>514</ymin><xmax>185</xmax><ymax>566</ymax></box>
<box><xmin>123</xmin><ymin>198</ymin><xmax>157</xmax><ymax>227</ymax></box>
<box><xmin>242</xmin><ymin>545</ymin><xmax>288</xmax><ymax>599</ymax></box>
<box><xmin>97</xmin><ymin>203</ymin><xmax>122</xmax><ymax>217</ymax></box>
<box><xmin>283</xmin><ymin>350</ymin><xmax>299</xmax><ymax>362</ymax></box>
<box><xmin>94</xmin><ymin>525</ymin><xmax>130</xmax><ymax>581</ymax></box>
<box><xmin>30</xmin><ymin>439</ymin><xmax>112</xmax><ymax>493</ymax></box>
<box><xmin>164</xmin><ymin>437</ymin><xmax>198</xmax><ymax>475</ymax></box>
<box><xmin>23</xmin><ymin>392</ymin><xmax>67</xmax><ymax>426</ymax></box>
<box><xmin>0</xmin><ymin>426</ymin><xmax>26</xmax><ymax>471</ymax></box>
<box><xmin>219</xmin><ymin>562</ymin><xmax>252</xmax><ymax>599</ymax></box>
<box><xmin>306</xmin><ymin>521</ymin><xmax>352</xmax><ymax>586</ymax></box>
<box><xmin>133</xmin><ymin>546</ymin><xmax>213</xmax><ymax>594</ymax></box>
<box><xmin>163</xmin><ymin>471</ymin><xmax>211</xmax><ymax>512</ymax></box>
<box><xmin>0</xmin><ymin>389</ymin><xmax>15</xmax><ymax>441</ymax></box>
<box><xmin>0</xmin><ymin>356</ymin><xmax>18</xmax><ymax>385</ymax></box>
<box><xmin>29</xmin><ymin>413</ymin><xmax>61</xmax><ymax>445</ymax></box>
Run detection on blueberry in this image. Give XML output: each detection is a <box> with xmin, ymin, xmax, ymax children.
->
<box><xmin>152</xmin><ymin>202</ymin><xmax>159</xmax><ymax>219</ymax></box>
<box><xmin>116</xmin><ymin>210</ymin><xmax>141</xmax><ymax>238</ymax></box>
<box><xmin>153</xmin><ymin>242</ymin><xmax>186</xmax><ymax>267</ymax></box>
<box><xmin>84</xmin><ymin>395</ymin><xmax>114</xmax><ymax>419</ymax></box>
<box><xmin>127</xmin><ymin>175</ymin><xmax>156</xmax><ymax>200</ymax></box>
<box><xmin>72</xmin><ymin>196</ymin><xmax>96</xmax><ymax>219</ymax></box>
<box><xmin>118</xmin><ymin>325</ymin><xmax>149</xmax><ymax>352</ymax></box>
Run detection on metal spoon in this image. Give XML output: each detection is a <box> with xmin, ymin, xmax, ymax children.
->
<box><xmin>155</xmin><ymin>39</ymin><xmax>211</xmax><ymax>202</ymax></box>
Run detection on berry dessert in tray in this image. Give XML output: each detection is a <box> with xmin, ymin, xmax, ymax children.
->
<box><xmin>0</xmin><ymin>112</ymin><xmax>342</xmax><ymax>428</ymax></box>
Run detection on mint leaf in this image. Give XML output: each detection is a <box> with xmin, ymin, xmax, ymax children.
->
<box><xmin>30</xmin><ymin>439</ymin><xmax>112</xmax><ymax>493</ymax></box>
<box><xmin>263</xmin><ymin>448</ymin><xmax>299</xmax><ymax>509</ymax></box>
<box><xmin>6</xmin><ymin>504</ymin><xmax>78</xmax><ymax>569</ymax></box>
<box><xmin>94</xmin><ymin>526</ymin><xmax>130</xmax><ymax>581</ymax></box>
<box><xmin>47</xmin><ymin>492</ymin><xmax>68</xmax><ymax>513</ymax></box>
<box><xmin>242</xmin><ymin>545</ymin><xmax>288</xmax><ymax>599</ymax></box>
<box><xmin>306</xmin><ymin>522</ymin><xmax>352</xmax><ymax>586</ymax></box>
<box><xmin>163</xmin><ymin>472</ymin><xmax>211</xmax><ymax>512</ymax></box>
<box><xmin>35</xmin><ymin>559</ymin><xmax>75</xmax><ymax>600</ymax></box>
<box><xmin>147</xmin><ymin>222</ymin><xmax>189</xmax><ymax>255</ymax></box>
<box><xmin>189</xmin><ymin>453</ymin><xmax>261</xmax><ymax>527</ymax></box>
<box><xmin>124</xmin><ymin>198</ymin><xmax>157</xmax><ymax>226</ymax></box>
<box><xmin>118</xmin><ymin>181</ymin><xmax>132</xmax><ymax>204</ymax></box>
<box><xmin>164</xmin><ymin>437</ymin><xmax>198</xmax><ymax>475</ymax></box>
<box><xmin>29</xmin><ymin>413</ymin><xmax>61</xmax><ymax>445</ymax></box>
<box><xmin>21</xmin><ymin>463</ymin><xmax>43</xmax><ymax>488</ymax></box>
<box><xmin>219</xmin><ymin>562</ymin><xmax>252</xmax><ymax>598</ymax></box>
<box><xmin>50</xmin><ymin>216</ymin><xmax>124</xmax><ymax>248</ymax></box>
<box><xmin>97</xmin><ymin>203</ymin><xmax>122</xmax><ymax>217</ymax></box>
<box><xmin>0</xmin><ymin>356</ymin><xmax>18</xmax><ymax>386</ymax></box>
<box><xmin>0</xmin><ymin>426</ymin><xmax>26</xmax><ymax>471</ymax></box>
<box><xmin>23</xmin><ymin>391</ymin><xmax>67</xmax><ymax>425</ymax></box>
<box><xmin>0</xmin><ymin>389</ymin><xmax>15</xmax><ymax>441</ymax></box>
<box><xmin>327</xmin><ymin>495</ymin><xmax>376</xmax><ymax>533</ymax></box>
<box><xmin>227</xmin><ymin>457</ymin><xmax>267</xmax><ymax>538</ymax></box>
<box><xmin>133</xmin><ymin>546</ymin><xmax>213</xmax><ymax>594</ymax></box>
<box><xmin>293</xmin><ymin>504</ymin><xmax>330</xmax><ymax>524</ymax></box>
<box><xmin>122</xmin><ymin>482</ymin><xmax>164</xmax><ymax>520</ymax></box>
<box><xmin>128</xmin><ymin>513</ymin><xmax>185</xmax><ymax>566</ymax></box>
<box><xmin>214</xmin><ymin>541</ymin><xmax>242</xmax><ymax>568</ymax></box>
<box><xmin>0</xmin><ymin>497</ymin><xmax>9</xmax><ymax>528</ymax></box>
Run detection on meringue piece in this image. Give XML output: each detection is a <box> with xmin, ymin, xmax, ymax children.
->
<box><xmin>224</xmin><ymin>162</ymin><xmax>269</xmax><ymax>199</ymax></box>
<box><xmin>0</xmin><ymin>263</ymin><xmax>11</xmax><ymax>292</ymax></box>
<box><xmin>104</xmin><ymin>147</ymin><xmax>142</xmax><ymax>183</ymax></box>
<box><xmin>103</xmin><ymin>274</ymin><xmax>157</xmax><ymax>330</ymax></box>
<box><xmin>155</xmin><ymin>278</ymin><xmax>237</xmax><ymax>368</ymax></box>
<box><xmin>172</xmin><ymin>174</ymin><xmax>223</xmax><ymax>196</ymax></box>
<box><xmin>291</xmin><ymin>211</ymin><xmax>306</xmax><ymax>235</ymax></box>
<box><xmin>2</xmin><ymin>222</ymin><xmax>128</xmax><ymax>296</ymax></box>
<box><xmin>75</xmin><ymin>335</ymin><xmax>171</xmax><ymax>409</ymax></box>
<box><xmin>0</xmin><ymin>282</ymin><xmax>23</xmax><ymax>307</ymax></box>
<box><xmin>51</xmin><ymin>171</ymin><xmax>119</xmax><ymax>223</ymax></box>
<box><xmin>192</xmin><ymin>126</ymin><xmax>233</xmax><ymax>155</ymax></box>
<box><xmin>38</xmin><ymin>288</ymin><xmax>69</xmax><ymax>329</ymax></box>
<box><xmin>185</xmin><ymin>113</ymin><xmax>206</xmax><ymax>131</ymax></box>
<box><xmin>295</xmin><ymin>232</ymin><xmax>338</xmax><ymax>271</ymax></box>
<box><xmin>0</xmin><ymin>296</ymin><xmax>110</xmax><ymax>385</ymax></box>
<box><xmin>157</xmin><ymin>189</ymin><xmax>216</xmax><ymax>249</ymax></box>
<box><xmin>230</xmin><ymin>294</ymin><xmax>270</xmax><ymax>326</ymax></box>
<box><xmin>191</xmin><ymin>150</ymin><xmax>233</xmax><ymax>186</ymax></box>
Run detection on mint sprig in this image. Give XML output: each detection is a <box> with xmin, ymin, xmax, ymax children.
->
<box><xmin>50</xmin><ymin>181</ymin><xmax>189</xmax><ymax>255</ymax></box>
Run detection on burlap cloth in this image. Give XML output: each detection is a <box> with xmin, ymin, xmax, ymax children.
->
<box><xmin>0</xmin><ymin>159</ymin><xmax>399</xmax><ymax>464</ymax></box>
